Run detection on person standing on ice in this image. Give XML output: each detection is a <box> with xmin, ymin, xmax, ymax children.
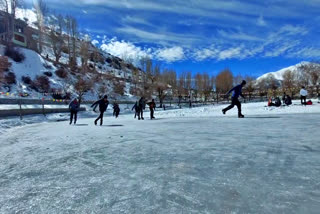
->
<box><xmin>300</xmin><ymin>86</ymin><xmax>308</xmax><ymax>105</ymax></box>
<box><xmin>147</xmin><ymin>99</ymin><xmax>156</xmax><ymax>119</ymax></box>
<box><xmin>91</xmin><ymin>95</ymin><xmax>109</xmax><ymax>125</ymax></box>
<box><xmin>113</xmin><ymin>102</ymin><xmax>120</xmax><ymax>118</ymax></box>
<box><xmin>69</xmin><ymin>98</ymin><xmax>80</xmax><ymax>125</ymax></box>
<box><xmin>132</xmin><ymin>101</ymin><xmax>140</xmax><ymax>119</ymax></box>
<box><xmin>138</xmin><ymin>97</ymin><xmax>146</xmax><ymax>120</ymax></box>
<box><xmin>222</xmin><ymin>80</ymin><xmax>246</xmax><ymax>118</ymax></box>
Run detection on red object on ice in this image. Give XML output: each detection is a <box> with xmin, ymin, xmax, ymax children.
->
<box><xmin>306</xmin><ymin>100</ymin><xmax>313</xmax><ymax>105</ymax></box>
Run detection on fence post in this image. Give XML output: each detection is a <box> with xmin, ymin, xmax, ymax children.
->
<box><xmin>19</xmin><ymin>98</ymin><xmax>22</xmax><ymax>120</ymax></box>
<box><xmin>42</xmin><ymin>98</ymin><xmax>45</xmax><ymax>116</ymax></box>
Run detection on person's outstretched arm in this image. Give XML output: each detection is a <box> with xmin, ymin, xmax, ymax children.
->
<box><xmin>226</xmin><ymin>86</ymin><xmax>236</xmax><ymax>96</ymax></box>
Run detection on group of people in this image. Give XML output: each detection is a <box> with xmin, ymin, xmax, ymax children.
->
<box><xmin>68</xmin><ymin>95</ymin><xmax>157</xmax><ymax>125</ymax></box>
<box><xmin>68</xmin><ymin>81</ymin><xmax>318</xmax><ymax>124</ymax></box>
<box><xmin>131</xmin><ymin>97</ymin><xmax>156</xmax><ymax>120</ymax></box>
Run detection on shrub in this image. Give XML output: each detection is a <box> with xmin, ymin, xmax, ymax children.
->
<box><xmin>33</xmin><ymin>75</ymin><xmax>50</xmax><ymax>92</ymax></box>
<box><xmin>22</xmin><ymin>76</ymin><xmax>32</xmax><ymax>85</ymax></box>
<box><xmin>5</xmin><ymin>46</ymin><xmax>25</xmax><ymax>63</ymax></box>
<box><xmin>5</xmin><ymin>72</ymin><xmax>16</xmax><ymax>84</ymax></box>
<box><xmin>44</xmin><ymin>71</ymin><xmax>53</xmax><ymax>77</ymax></box>
<box><xmin>0</xmin><ymin>56</ymin><xmax>11</xmax><ymax>73</ymax></box>
<box><xmin>55</xmin><ymin>68</ymin><xmax>68</xmax><ymax>79</ymax></box>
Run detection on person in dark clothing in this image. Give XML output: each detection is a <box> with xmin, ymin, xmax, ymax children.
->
<box><xmin>69</xmin><ymin>98</ymin><xmax>80</xmax><ymax>124</ymax></box>
<box><xmin>91</xmin><ymin>95</ymin><xmax>109</xmax><ymax>125</ymax></box>
<box><xmin>132</xmin><ymin>101</ymin><xmax>140</xmax><ymax>119</ymax></box>
<box><xmin>222</xmin><ymin>80</ymin><xmax>246</xmax><ymax>118</ymax></box>
<box><xmin>268</xmin><ymin>97</ymin><xmax>282</xmax><ymax>107</ymax></box>
<box><xmin>113</xmin><ymin>102</ymin><xmax>120</xmax><ymax>118</ymax></box>
<box><xmin>138</xmin><ymin>97</ymin><xmax>146</xmax><ymax>120</ymax></box>
<box><xmin>284</xmin><ymin>95</ymin><xmax>292</xmax><ymax>106</ymax></box>
<box><xmin>147</xmin><ymin>99</ymin><xmax>156</xmax><ymax>119</ymax></box>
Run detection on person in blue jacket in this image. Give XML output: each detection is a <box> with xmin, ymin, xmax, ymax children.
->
<box><xmin>222</xmin><ymin>80</ymin><xmax>246</xmax><ymax>118</ymax></box>
<box><xmin>91</xmin><ymin>95</ymin><xmax>109</xmax><ymax>125</ymax></box>
<box><xmin>69</xmin><ymin>98</ymin><xmax>80</xmax><ymax>125</ymax></box>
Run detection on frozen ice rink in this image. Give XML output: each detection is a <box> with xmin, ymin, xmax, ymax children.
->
<box><xmin>0</xmin><ymin>103</ymin><xmax>320</xmax><ymax>213</ymax></box>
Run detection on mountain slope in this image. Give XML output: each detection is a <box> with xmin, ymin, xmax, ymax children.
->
<box><xmin>256</xmin><ymin>62</ymin><xmax>310</xmax><ymax>81</ymax></box>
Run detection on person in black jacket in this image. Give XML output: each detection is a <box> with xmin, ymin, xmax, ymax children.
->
<box><xmin>147</xmin><ymin>99</ymin><xmax>156</xmax><ymax>119</ymax></box>
<box><xmin>138</xmin><ymin>97</ymin><xmax>146</xmax><ymax>120</ymax></box>
<box><xmin>132</xmin><ymin>101</ymin><xmax>140</xmax><ymax>119</ymax></box>
<box><xmin>91</xmin><ymin>95</ymin><xmax>109</xmax><ymax>125</ymax></box>
<box><xmin>69</xmin><ymin>98</ymin><xmax>80</xmax><ymax>125</ymax></box>
<box><xmin>113</xmin><ymin>102</ymin><xmax>120</xmax><ymax>118</ymax></box>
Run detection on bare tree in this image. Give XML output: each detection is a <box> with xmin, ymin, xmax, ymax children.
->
<box><xmin>265</xmin><ymin>73</ymin><xmax>279</xmax><ymax>97</ymax></box>
<box><xmin>216</xmin><ymin>68</ymin><xmax>233</xmax><ymax>99</ymax></box>
<box><xmin>282</xmin><ymin>70</ymin><xmax>296</xmax><ymax>97</ymax></box>
<box><xmin>49</xmin><ymin>14</ymin><xmax>64</xmax><ymax>63</ymax></box>
<box><xmin>243</xmin><ymin>76</ymin><xmax>255</xmax><ymax>100</ymax></box>
<box><xmin>34</xmin><ymin>0</ymin><xmax>48</xmax><ymax>54</ymax></box>
<box><xmin>74</xmin><ymin>77</ymin><xmax>93</xmax><ymax>104</ymax></box>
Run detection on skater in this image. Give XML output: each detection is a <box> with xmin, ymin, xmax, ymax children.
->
<box><xmin>222</xmin><ymin>80</ymin><xmax>246</xmax><ymax>118</ymax></box>
<box><xmin>138</xmin><ymin>97</ymin><xmax>146</xmax><ymax>120</ymax></box>
<box><xmin>91</xmin><ymin>95</ymin><xmax>109</xmax><ymax>126</ymax></box>
<box><xmin>69</xmin><ymin>98</ymin><xmax>80</xmax><ymax>124</ymax></box>
<box><xmin>147</xmin><ymin>99</ymin><xmax>156</xmax><ymax>119</ymax></box>
<box><xmin>113</xmin><ymin>102</ymin><xmax>120</xmax><ymax>118</ymax></box>
<box><xmin>132</xmin><ymin>101</ymin><xmax>140</xmax><ymax>119</ymax></box>
<box><xmin>300</xmin><ymin>86</ymin><xmax>308</xmax><ymax>105</ymax></box>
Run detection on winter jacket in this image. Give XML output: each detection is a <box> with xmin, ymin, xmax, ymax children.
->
<box><xmin>69</xmin><ymin>100</ymin><xmax>80</xmax><ymax>112</ymax></box>
<box><xmin>132</xmin><ymin>102</ymin><xmax>140</xmax><ymax>112</ymax></box>
<box><xmin>147</xmin><ymin>101</ymin><xmax>156</xmax><ymax>110</ymax></box>
<box><xmin>227</xmin><ymin>84</ymin><xmax>244</xmax><ymax>99</ymax></box>
<box><xmin>300</xmin><ymin>89</ymin><xmax>308</xmax><ymax>96</ymax></box>
<box><xmin>91</xmin><ymin>99</ymin><xmax>109</xmax><ymax>112</ymax></box>
<box><xmin>139</xmin><ymin>98</ymin><xmax>146</xmax><ymax>110</ymax></box>
<box><xmin>113</xmin><ymin>103</ymin><xmax>120</xmax><ymax>112</ymax></box>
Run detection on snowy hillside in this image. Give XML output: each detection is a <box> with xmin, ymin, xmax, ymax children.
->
<box><xmin>257</xmin><ymin>61</ymin><xmax>310</xmax><ymax>81</ymax></box>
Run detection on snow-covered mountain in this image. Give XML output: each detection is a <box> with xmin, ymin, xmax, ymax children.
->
<box><xmin>256</xmin><ymin>61</ymin><xmax>311</xmax><ymax>81</ymax></box>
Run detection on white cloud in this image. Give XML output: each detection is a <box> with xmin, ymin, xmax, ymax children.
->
<box><xmin>100</xmin><ymin>39</ymin><xmax>151</xmax><ymax>63</ymax></box>
<box><xmin>91</xmin><ymin>40</ymin><xmax>99</xmax><ymax>46</ymax></box>
<box><xmin>257</xmin><ymin>15</ymin><xmax>266</xmax><ymax>26</ymax></box>
<box><xmin>155</xmin><ymin>47</ymin><xmax>185</xmax><ymax>62</ymax></box>
<box><xmin>218</xmin><ymin>47</ymin><xmax>242</xmax><ymax>60</ymax></box>
<box><xmin>82</xmin><ymin>10</ymin><xmax>88</xmax><ymax>14</ymax></box>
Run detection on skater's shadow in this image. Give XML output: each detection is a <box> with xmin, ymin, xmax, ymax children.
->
<box><xmin>245</xmin><ymin>116</ymin><xmax>281</xmax><ymax>119</ymax></box>
<box><xmin>74</xmin><ymin>124</ymin><xmax>89</xmax><ymax>126</ymax></box>
<box><xmin>102</xmin><ymin>125</ymin><xmax>124</xmax><ymax>127</ymax></box>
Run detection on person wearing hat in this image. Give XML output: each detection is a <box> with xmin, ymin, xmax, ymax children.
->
<box><xmin>222</xmin><ymin>80</ymin><xmax>247</xmax><ymax>118</ymax></box>
<box><xmin>91</xmin><ymin>95</ymin><xmax>109</xmax><ymax>125</ymax></box>
<box><xmin>69</xmin><ymin>98</ymin><xmax>80</xmax><ymax>125</ymax></box>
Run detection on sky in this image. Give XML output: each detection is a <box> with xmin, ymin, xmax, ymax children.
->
<box><xmin>23</xmin><ymin>0</ymin><xmax>320</xmax><ymax>77</ymax></box>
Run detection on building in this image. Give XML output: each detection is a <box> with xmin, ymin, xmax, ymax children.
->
<box><xmin>0</xmin><ymin>11</ymin><xmax>29</xmax><ymax>47</ymax></box>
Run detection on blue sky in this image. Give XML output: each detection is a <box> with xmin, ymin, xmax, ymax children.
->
<box><xmin>25</xmin><ymin>0</ymin><xmax>320</xmax><ymax>77</ymax></box>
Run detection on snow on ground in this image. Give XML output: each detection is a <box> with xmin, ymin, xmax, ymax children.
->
<box><xmin>0</xmin><ymin>102</ymin><xmax>320</xmax><ymax>213</ymax></box>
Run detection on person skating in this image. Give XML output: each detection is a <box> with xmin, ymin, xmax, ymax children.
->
<box><xmin>91</xmin><ymin>95</ymin><xmax>109</xmax><ymax>125</ymax></box>
<box><xmin>69</xmin><ymin>98</ymin><xmax>80</xmax><ymax>125</ymax></box>
<box><xmin>147</xmin><ymin>99</ymin><xmax>156</xmax><ymax>119</ymax></box>
<box><xmin>222</xmin><ymin>80</ymin><xmax>246</xmax><ymax>118</ymax></box>
<box><xmin>138</xmin><ymin>97</ymin><xmax>146</xmax><ymax>120</ymax></box>
<box><xmin>132</xmin><ymin>101</ymin><xmax>140</xmax><ymax>119</ymax></box>
<box><xmin>113</xmin><ymin>102</ymin><xmax>120</xmax><ymax>118</ymax></box>
<box><xmin>300</xmin><ymin>86</ymin><xmax>308</xmax><ymax>105</ymax></box>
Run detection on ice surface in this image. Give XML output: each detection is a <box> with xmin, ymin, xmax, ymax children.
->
<box><xmin>0</xmin><ymin>103</ymin><xmax>320</xmax><ymax>213</ymax></box>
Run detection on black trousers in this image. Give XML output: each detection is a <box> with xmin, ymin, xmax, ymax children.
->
<box><xmin>223</xmin><ymin>97</ymin><xmax>242</xmax><ymax>116</ymax></box>
<box><xmin>70</xmin><ymin>110</ymin><xmax>77</xmax><ymax>124</ymax></box>
<box><xmin>95</xmin><ymin>111</ymin><xmax>104</xmax><ymax>125</ymax></box>
<box><xmin>150</xmin><ymin>108</ymin><xmax>155</xmax><ymax>119</ymax></box>
<box><xmin>301</xmin><ymin>96</ymin><xmax>306</xmax><ymax>105</ymax></box>
<box><xmin>139</xmin><ymin>109</ymin><xmax>144</xmax><ymax>119</ymax></box>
